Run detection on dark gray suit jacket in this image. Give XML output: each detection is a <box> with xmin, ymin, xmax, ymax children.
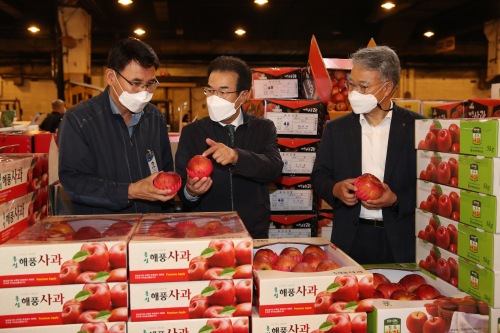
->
<box><xmin>311</xmin><ymin>105</ymin><xmax>426</xmax><ymax>262</ymax></box>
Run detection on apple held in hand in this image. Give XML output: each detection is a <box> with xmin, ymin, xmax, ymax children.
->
<box><xmin>187</xmin><ymin>155</ymin><xmax>213</xmax><ymax>179</ymax></box>
<box><xmin>153</xmin><ymin>171</ymin><xmax>182</xmax><ymax>193</ymax></box>
<box><xmin>354</xmin><ymin>173</ymin><xmax>383</xmax><ymax>200</ymax></box>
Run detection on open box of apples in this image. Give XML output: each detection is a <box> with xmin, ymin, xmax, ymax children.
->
<box><xmin>368</xmin><ymin>268</ymin><xmax>489</xmax><ymax>333</ymax></box>
<box><xmin>252</xmin><ymin>306</ymin><xmax>367</xmax><ymax>333</ymax></box>
<box><xmin>252</xmin><ymin>237</ymin><xmax>373</xmax><ymax>317</ymax></box>
<box><xmin>129</xmin><ymin>317</ymin><xmax>248</xmax><ymax>333</ymax></box>
<box><xmin>0</xmin><ymin>281</ymin><xmax>128</xmax><ymax>328</ymax></box>
<box><xmin>0</xmin><ymin>214</ymin><xmax>140</xmax><ymax>287</ymax></box>
<box><xmin>0</xmin><ymin>322</ymin><xmax>127</xmax><ymax>333</ymax></box>
<box><xmin>128</xmin><ymin>212</ymin><xmax>252</xmax><ymax>283</ymax></box>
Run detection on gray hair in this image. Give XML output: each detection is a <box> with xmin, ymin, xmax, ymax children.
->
<box><xmin>52</xmin><ymin>99</ymin><xmax>65</xmax><ymax>111</ymax></box>
<box><xmin>350</xmin><ymin>46</ymin><xmax>401</xmax><ymax>89</ymax></box>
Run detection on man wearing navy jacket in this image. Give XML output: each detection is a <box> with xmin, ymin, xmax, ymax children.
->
<box><xmin>311</xmin><ymin>46</ymin><xmax>426</xmax><ymax>264</ymax></box>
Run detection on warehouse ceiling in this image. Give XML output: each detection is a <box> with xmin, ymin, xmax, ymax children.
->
<box><xmin>0</xmin><ymin>0</ymin><xmax>498</xmax><ymax>68</ymax></box>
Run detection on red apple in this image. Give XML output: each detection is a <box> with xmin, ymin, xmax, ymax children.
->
<box><xmin>420</xmin><ymin>170</ymin><xmax>427</xmax><ymax>180</ymax></box>
<box><xmin>77</xmin><ymin>310</ymin><xmax>107</xmax><ymax>324</ymax></box>
<box><xmin>74</xmin><ymin>227</ymin><xmax>102</xmax><ymax>240</ymax></box>
<box><xmin>303</xmin><ymin>245</ymin><xmax>326</xmax><ymax>259</ymax></box>
<box><xmin>424</xmin><ymin>302</ymin><xmax>439</xmax><ymax>317</ymax></box>
<box><xmin>61</xmin><ymin>299</ymin><xmax>83</xmax><ymax>324</ymax></box>
<box><xmin>420</xmin><ymin>201</ymin><xmax>428</xmax><ymax>210</ymax></box>
<box><xmin>414</xmin><ymin>284</ymin><xmax>441</xmax><ymax>300</ymax></box>
<box><xmin>457</xmin><ymin>298</ymin><xmax>478</xmax><ymax>313</ymax></box>
<box><xmin>110</xmin><ymin>282</ymin><xmax>127</xmax><ymax>308</ymax></box>
<box><xmin>430</xmin><ymin>248</ymin><xmax>439</xmax><ymax>263</ymax></box>
<box><xmin>451</xmin><ymin>211</ymin><xmax>460</xmax><ymax>222</ymax></box>
<box><xmin>80</xmin><ymin>243</ymin><xmax>109</xmax><ymax>272</ymax></box>
<box><xmin>449</xmin><ymin>192</ymin><xmax>460</xmax><ymax>213</ymax></box>
<box><xmin>399</xmin><ymin>274</ymin><xmax>426</xmax><ymax>293</ymax></box>
<box><xmin>425</xmin><ymin>132</ymin><xmax>438</xmax><ymax>151</ymax></box>
<box><xmin>326</xmin><ymin>313</ymin><xmax>352</xmax><ymax>332</ymax></box>
<box><xmin>316</xmin><ymin>259</ymin><xmax>340</xmax><ymax>272</ymax></box>
<box><xmin>451</xmin><ymin>143</ymin><xmax>460</xmax><ymax>153</ymax></box>
<box><xmin>351</xmin><ymin>313</ymin><xmax>367</xmax><ymax>333</ymax></box>
<box><xmin>419</xmin><ymin>260</ymin><xmax>427</xmax><ymax>270</ymax></box>
<box><xmin>207</xmin><ymin>280</ymin><xmax>235</xmax><ymax>306</ymax></box>
<box><xmin>203</xmin><ymin>306</ymin><xmax>230</xmax><ymax>318</ymax></box>
<box><xmin>425</xmin><ymin>256</ymin><xmax>437</xmax><ymax>275</ymax></box>
<box><xmin>418</xmin><ymin>140</ymin><xmax>426</xmax><ymax>149</ymax></box>
<box><xmin>448</xmin><ymin>158</ymin><xmax>458</xmax><ymax>178</ymax></box>
<box><xmin>233</xmin><ymin>302</ymin><xmax>252</xmax><ymax>317</ymax></box>
<box><xmin>235</xmin><ymin>279</ymin><xmax>252</xmax><ymax>303</ymax></box>
<box><xmin>253</xmin><ymin>255</ymin><xmax>273</xmax><ymax>270</ymax></box>
<box><xmin>108</xmin><ymin>268</ymin><xmax>126</xmax><ymax>283</ymax></box>
<box><xmin>372</xmin><ymin>273</ymin><xmax>390</xmax><ymax>289</ymax></box>
<box><xmin>186</xmin><ymin>155</ymin><xmax>213</xmax><ymax>179</ymax></box>
<box><xmin>82</xmin><ymin>283</ymin><xmax>111</xmax><ymax>311</ymax></box>
<box><xmin>254</xmin><ymin>248</ymin><xmax>276</xmax><ymax>262</ymax></box>
<box><xmin>280</xmin><ymin>247</ymin><xmax>302</xmax><ymax>257</ymax></box>
<box><xmin>430</xmin><ymin>123</ymin><xmax>441</xmax><ymax>137</ymax></box>
<box><xmin>109</xmin><ymin>322</ymin><xmax>126</xmax><ymax>333</ymax></box>
<box><xmin>235</xmin><ymin>240</ymin><xmax>252</xmax><ymax>265</ymax></box>
<box><xmin>450</xmin><ymin>277</ymin><xmax>458</xmax><ymax>287</ymax></box>
<box><xmin>335</xmin><ymin>101</ymin><xmax>348</xmax><ymax>111</ymax></box>
<box><xmin>438</xmin><ymin>194</ymin><xmax>452</xmax><ymax>218</ymax></box>
<box><xmin>206</xmin><ymin>318</ymin><xmax>233</xmax><ymax>333</ymax></box>
<box><xmin>424</xmin><ymin>225</ymin><xmax>436</xmax><ymax>244</ymax></box>
<box><xmin>418</xmin><ymin>230</ymin><xmax>425</xmax><ymax>239</ymax></box>
<box><xmin>76</xmin><ymin>271</ymin><xmax>99</xmax><ymax>284</ymax></box>
<box><xmin>188</xmin><ymin>257</ymin><xmax>209</xmax><ymax>281</ymax></box>
<box><xmin>449</xmin><ymin>244</ymin><xmax>457</xmax><ymax>254</ymax></box>
<box><xmin>202</xmin><ymin>267</ymin><xmax>232</xmax><ymax>280</ymax></box>
<box><xmin>358</xmin><ymin>275</ymin><xmax>373</xmax><ymax>299</ymax></box>
<box><xmin>302</xmin><ymin>252</ymin><xmax>324</xmax><ymax>269</ymax></box>
<box><xmin>437</xmin><ymin>258</ymin><xmax>451</xmax><ymax>282</ymax></box>
<box><xmin>437</xmin><ymin>129</ymin><xmax>452</xmax><ymax>152</ymax></box>
<box><xmin>437</xmin><ymin>162</ymin><xmax>451</xmax><ymax>184</ymax></box>
<box><xmin>233</xmin><ymin>264</ymin><xmax>252</xmax><ymax>279</ymax></box>
<box><xmin>450</xmin><ymin>177</ymin><xmax>458</xmax><ymax>187</ymax></box>
<box><xmin>426</xmin><ymin>195</ymin><xmax>438</xmax><ymax>215</ymax></box>
<box><xmin>109</xmin><ymin>221</ymin><xmax>133</xmax><ymax>234</ymax></box>
<box><xmin>354</xmin><ymin>173</ymin><xmax>383</xmax><ymax>200</ymax></box>
<box><xmin>207</xmin><ymin>240</ymin><xmax>235</xmax><ymax>268</ymax></box>
<box><xmin>291</xmin><ymin>262</ymin><xmax>314</xmax><ymax>272</ymax></box>
<box><xmin>333</xmin><ymin>70</ymin><xmax>347</xmax><ymax>80</ymax></box>
<box><xmin>189</xmin><ymin>297</ymin><xmax>209</xmax><ymax>319</ymax></box>
<box><xmin>332</xmin><ymin>275</ymin><xmax>359</xmax><ymax>302</ymax></box>
<box><xmin>108</xmin><ymin>243</ymin><xmax>126</xmax><ymax>269</ymax></box>
<box><xmin>60</xmin><ymin>263</ymin><xmax>82</xmax><ymax>285</ymax></box>
<box><xmin>390</xmin><ymin>290</ymin><xmax>419</xmax><ymax>300</ymax></box>
<box><xmin>102</xmin><ymin>227</ymin><xmax>127</xmax><ymax>238</ymax></box>
<box><xmin>423</xmin><ymin>317</ymin><xmax>446</xmax><ymax>333</ymax></box>
<box><xmin>376</xmin><ymin>283</ymin><xmax>403</xmax><ymax>299</ymax></box>
<box><xmin>153</xmin><ymin>172</ymin><xmax>181</xmax><ymax>192</ymax></box>
<box><xmin>429</xmin><ymin>218</ymin><xmax>439</xmax><ymax>231</ymax></box>
<box><xmin>425</xmin><ymin>163</ymin><xmax>438</xmax><ymax>183</ymax></box>
<box><xmin>80</xmin><ymin>323</ymin><xmax>108</xmax><ymax>333</ymax></box>
<box><xmin>274</xmin><ymin>255</ymin><xmax>297</xmax><ymax>271</ymax></box>
<box><xmin>147</xmin><ymin>220</ymin><xmax>176</xmax><ymax>237</ymax></box>
<box><xmin>337</xmin><ymin>78</ymin><xmax>348</xmax><ymax>90</ymax></box>
<box><xmin>477</xmin><ymin>300</ymin><xmax>489</xmax><ymax>315</ymax></box>
<box><xmin>108</xmin><ymin>307</ymin><xmax>128</xmax><ymax>322</ymax></box>
<box><xmin>435</xmin><ymin>226</ymin><xmax>450</xmax><ymax>249</ymax></box>
<box><xmin>448</xmin><ymin>257</ymin><xmax>458</xmax><ymax>279</ymax></box>
<box><xmin>314</xmin><ymin>291</ymin><xmax>334</xmax><ymax>314</ymax></box>
<box><xmin>447</xmin><ymin>224</ymin><xmax>458</xmax><ymax>245</ymax></box>
<box><xmin>406</xmin><ymin>311</ymin><xmax>427</xmax><ymax>333</ymax></box>
<box><xmin>233</xmin><ymin>317</ymin><xmax>249</xmax><ymax>333</ymax></box>
<box><xmin>431</xmin><ymin>188</ymin><xmax>441</xmax><ymax>202</ymax></box>
<box><xmin>449</xmin><ymin>124</ymin><xmax>460</xmax><ymax>144</ymax></box>
<box><xmin>356</xmin><ymin>297</ymin><xmax>372</xmax><ymax>312</ymax></box>
<box><xmin>373</xmin><ymin>290</ymin><xmax>384</xmax><ymax>299</ymax></box>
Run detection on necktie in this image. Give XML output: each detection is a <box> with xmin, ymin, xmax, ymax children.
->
<box><xmin>226</xmin><ymin>124</ymin><xmax>236</xmax><ymax>147</ymax></box>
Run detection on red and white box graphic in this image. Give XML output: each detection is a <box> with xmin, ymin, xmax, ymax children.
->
<box><xmin>128</xmin><ymin>317</ymin><xmax>248</xmax><ymax>333</ymax></box>
<box><xmin>0</xmin><ymin>322</ymin><xmax>127</xmax><ymax>332</ymax></box>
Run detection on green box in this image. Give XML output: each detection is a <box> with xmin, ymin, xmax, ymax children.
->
<box><xmin>458</xmin><ymin>223</ymin><xmax>500</xmax><ymax>271</ymax></box>
<box><xmin>459</xmin><ymin>257</ymin><xmax>500</xmax><ymax>308</ymax></box>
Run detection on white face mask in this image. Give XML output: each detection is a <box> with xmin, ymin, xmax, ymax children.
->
<box><xmin>207</xmin><ymin>92</ymin><xmax>243</xmax><ymax>122</ymax></box>
<box><xmin>348</xmin><ymin>82</ymin><xmax>388</xmax><ymax>114</ymax></box>
<box><xmin>111</xmin><ymin>71</ymin><xmax>153</xmax><ymax>113</ymax></box>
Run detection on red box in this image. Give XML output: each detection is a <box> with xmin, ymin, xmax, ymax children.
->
<box><xmin>467</xmin><ymin>98</ymin><xmax>500</xmax><ymax>118</ymax></box>
<box><xmin>0</xmin><ymin>154</ymin><xmax>48</xmax><ymax>203</ymax></box>
<box><xmin>1</xmin><ymin>131</ymin><xmax>54</xmax><ymax>153</ymax></box>
<box><xmin>430</xmin><ymin>101</ymin><xmax>467</xmax><ymax>119</ymax></box>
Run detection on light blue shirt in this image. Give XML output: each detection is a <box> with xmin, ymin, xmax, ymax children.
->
<box><xmin>109</xmin><ymin>95</ymin><xmax>143</xmax><ymax>138</ymax></box>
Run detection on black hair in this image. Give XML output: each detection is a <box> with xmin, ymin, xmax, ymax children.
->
<box><xmin>107</xmin><ymin>37</ymin><xmax>160</xmax><ymax>72</ymax></box>
<box><xmin>207</xmin><ymin>56</ymin><xmax>252</xmax><ymax>92</ymax></box>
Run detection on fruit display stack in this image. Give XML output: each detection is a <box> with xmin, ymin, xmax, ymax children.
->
<box><xmin>326</xmin><ymin>68</ymin><xmax>352</xmax><ymax>116</ymax></box>
<box><xmin>0</xmin><ymin>214</ymin><xmax>137</xmax><ymax>329</ymax></box>
<box><xmin>415</xmin><ymin>118</ymin><xmax>500</xmax><ymax>319</ymax></box>
<box><xmin>127</xmin><ymin>212</ymin><xmax>251</xmax><ymax>332</ymax></box>
<box><xmin>0</xmin><ymin>153</ymin><xmax>48</xmax><ymax>244</ymax></box>
<box><xmin>0</xmin><ymin>132</ymin><xmax>56</xmax><ymax>154</ymax></box>
<box><xmin>367</xmin><ymin>267</ymin><xmax>489</xmax><ymax>333</ymax></box>
<box><xmin>466</xmin><ymin>98</ymin><xmax>500</xmax><ymax>118</ymax></box>
<box><xmin>251</xmin><ymin>237</ymin><xmax>372</xmax><ymax>332</ymax></box>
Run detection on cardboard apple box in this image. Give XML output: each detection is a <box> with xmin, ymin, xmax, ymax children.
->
<box><xmin>393</xmin><ymin>98</ymin><xmax>422</xmax><ymax>114</ymax></box>
<box><xmin>491</xmin><ymin>307</ymin><xmax>500</xmax><ymax>333</ymax></box>
<box><xmin>269</xmin><ymin>214</ymin><xmax>317</xmax><ymax>239</ymax></box>
<box><xmin>416</xmin><ymin>179</ymin><xmax>500</xmax><ymax>233</ymax></box>
<box><xmin>416</xmin><ymin>238</ymin><xmax>459</xmax><ymax>288</ymax></box>
<box><xmin>0</xmin><ymin>214</ymin><xmax>140</xmax><ymax>287</ymax></box>
<box><xmin>467</xmin><ymin>98</ymin><xmax>500</xmax><ymax>118</ymax></box>
<box><xmin>415</xmin><ymin>118</ymin><xmax>500</xmax><ymax>157</ymax></box>
<box><xmin>0</xmin><ymin>282</ymin><xmax>128</xmax><ymax>328</ymax></box>
<box><xmin>269</xmin><ymin>177</ymin><xmax>316</xmax><ymax>212</ymax></box>
<box><xmin>417</xmin><ymin>149</ymin><xmax>500</xmax><ymax>196</ymax></box>
<box><xmin>415</xmin><ymin>209</ymin><xmax>459</xmax><ymax>256</ymax></box>
<box><xmin>458</xmin><ymin>222</ymin><xmax>500</xmax><ymax>271</ymax></box>
<box><xmin>458</xmin><ymin>257</ymin><xmax>500</xmax><ymax>308</ymax></box>
<box><xmin>128</xmin><ymin>212</ymin><xmax>252</xmax><ymax>283</ymax></box>
<box><xmin>317</xmin><ymin>211</ymin><xmax>333</xmax><ymax>239</ymax></box>
<box><xmin>129</xmin><ymin>278</ymin><xmax>253</xmax><ymax>321</ymax></box>
<box><xmin>253</xmin><ymin>237</ymin><xmax>372</xmax><ymax>317</ymax></box>
<box><xmin>367</xmin><ymin>268</ymin><xmax>483</xmax><ymax>333</ymax></box>
<box><xmin>128</xmin><ymin>317</ymin><xmax>248</xmax><ymax>332</ymax></box>
<box><xmin>0</xmin><ymin>322</ymin><xmax>127</xmax><ymax>332</ymax></box>
<box><xmin>0</xmin><ymin>186</ymin><xmax>48</xmax><ymax>245</ymax></box>
<box><xmin>277</xmin><ymin>138</ymin><xmax>320</xmax><ymax>175</ymax></box>
<box><xmin>431</xmin><ymin>101</ymin><xmax>467</xmax><ymax>119</ymax></box>
<box><xmin>252</xmin><ymin>306</ymin><xmax>367</xmax><ymax>333</ymax></box>
<box><xmin>0</xmin><ymin>153</ymin><xmax>48</xmax><ymax>203</ymax></box>
<box><xmin>251</xmin><ymin>68</ymin><xmax>301</xmax><ymax>99</ymax></box>
<box><xmin>421</xmin><ymin>100</ymin><xmax>464</xmax><ymax>118</ymax></box>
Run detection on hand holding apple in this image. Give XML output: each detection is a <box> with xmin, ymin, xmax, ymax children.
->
<box><xmin>333</xmin><ymin>178</ymin><xmax>359</xmax><ymax>206</ymax></box>
<box><xmin>362</xmin><ymin>183</ymin><xmax>397</xmax><ymax>210</ymax></box>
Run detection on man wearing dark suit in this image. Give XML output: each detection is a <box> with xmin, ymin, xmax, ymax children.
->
<box><xmin>311</xmin><ymin>46</ymin><xmax>426</xmax><ymax>264</ymax></box>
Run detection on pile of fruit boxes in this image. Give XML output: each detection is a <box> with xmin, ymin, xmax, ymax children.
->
<box><xmin>127</xmin><ymin>212</ymin><xmax>251</xmax><ymax>333</ymax></box>
<box><xmin>414</xmin><ymin>118</ymin><xmax>500</xmax><ymax>330</ymax></box>
<box><xmin>251</xmin><ymin>237</ymin><xmax>372</xmax><ymax>333</ymax></box>
<box><xmin>0</xmin><ymin>154</ymin><xmax>49</xmax><ymax>244</ymax></box>
<box><xmin>0</xmin><ymin>214</ymin><xmax>137</xmax><ymax>332</ymax></box>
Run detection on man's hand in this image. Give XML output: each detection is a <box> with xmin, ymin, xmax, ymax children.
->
<box><xmin>362</xmin><ymin>183</ymin><xmax>397</xmax><ymax>210</ymax></box>
<box><xmin>333</xmin><ymin>178</ymin><xmax>359</xmax><ymax>206</ymax></box>
<box><xmin>186</xmin><ymin>175</ymin><xmax>213</xmax><ymax>197</ymax></box>
<box><xmin>202</xmin><ymin>138</ymin><xmax>238</xmax><ymax>165</ymax></box>
<box><xmin>128</xmin><ymin>173</ymin><xmax>176</xmax><ymax>202</ymax></box>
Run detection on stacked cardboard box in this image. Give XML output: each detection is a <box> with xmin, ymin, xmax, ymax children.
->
<box><xmin>0</xmin><ymin>214</ymin><xmax>137</xmax><ymax>331</ymax></box>
<box><xmin>127</xmin><ymin>212</ymin><xmax>251</xmax><ymax>332</ymax></box>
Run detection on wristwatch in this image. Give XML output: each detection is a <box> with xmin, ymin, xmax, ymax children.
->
<box><xmin>390</xmin><ymin>200</ymin><xmax>399</xmax><ymax>212</ymax></box>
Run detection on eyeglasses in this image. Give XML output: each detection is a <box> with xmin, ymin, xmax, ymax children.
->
<box><xmin>115</xmin><ymin>70</ymin><xmax>159</xmax><ymax>93</ymax></box>
<box><xmin>347</xmin><ymin>81</ymin><xmax>387</xmax><ymax>94</ymax></box>
<box><xmin>203</xmin><ymin>87</ymin><xmax>238</xmax><ymax>99</ymax></box>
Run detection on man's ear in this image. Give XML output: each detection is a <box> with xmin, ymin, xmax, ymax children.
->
<box><xmin>105</xmin><ymin>68</ymin><xmax>115</xmax><ymax>87</ymax></box>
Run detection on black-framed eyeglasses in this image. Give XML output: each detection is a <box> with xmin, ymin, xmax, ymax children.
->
<box><xmin>347</xmin><ymin>81</ymin><xmax>387</xmax><ymax>94</ymax></box>
<box><xmin>115</xmin><ymin>70</ymin><xmax>159</xmax><ymax>93</ymax></box>
<box><xmin>203</xmin><ymin>87</ymin><xmax>239</xmax><ymax>100</ymax></box>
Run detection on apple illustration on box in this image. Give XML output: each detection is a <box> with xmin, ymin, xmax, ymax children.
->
<box><xmin>419</xmin><ymin>184</ymin><xmax>460</xmax><ymax>221</ymax></box>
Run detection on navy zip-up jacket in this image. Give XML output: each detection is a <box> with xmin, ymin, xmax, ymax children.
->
<box><xmin>58</xmin><ymin>86</ymin><xmax>174</xmax><ymax>215</ymax></box>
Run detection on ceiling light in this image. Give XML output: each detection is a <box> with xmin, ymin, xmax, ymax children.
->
<box><xmin>235</xmin><ymin>29</ymin><xmax>246</xmax><ymax>35</ymax></box>
<box><xmin>424</xmin><ymin>31</ymin><xmax>434</xmax><ymax>37</ymax></box>
<box><xmin>134</xmin><ymin>29</ymin><xmax>145</xmax><ymax>35</ymax></box>
<box><xmin>118</xmin><ymin>0</ymin><xmax>133</xmax><ymax>4</ymax></box>
<box><xmin>255</xmin><ymin>0</ymin><xmax>268</xmax><ymax>4</ymax></box>
<box><xmin>381</xmin><ymin>2</ymin><xmax>395</xmax><ymax>9</ymax></box>
<box><xmin>28</xmin><ymin>27</ymin><xmax>40</xmax><ymax>33</ymax></box>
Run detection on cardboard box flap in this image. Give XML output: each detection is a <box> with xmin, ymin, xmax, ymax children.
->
<box><xmin>308</xmin><ymin>36</ymin><xmax>331</xmax><ymax>105</ymax></box>
<box><xmin>265</xmin><ymin>99</ymin><xmax>322</xmax><ymax>109</ymax></box>
<box><xmin>253</xmin><ymin>68</ymin><xmax>301</xmax><ymax>76</ymax></box>
<box><xmin>432</xmin><ymin>101</ymin><xmax>465</xmax><ymax>111</ymax></box>
<box><xmin>323</xmin><ymin>58</ymin><xmax>353</xmax><ymax>70</ymax></box>
<box><xmin>270</xmin><ymin>215</ymin><xmax>316</xmax><ymax>225</ymax></box>
<box><xmin>273</xmin><ymin>177</ymin><xmax>310</xmax><ymax>186</ymax></box>
<box><xmin>0</xmin><ymin>154</ymin><xmax>32</xmax><ymax>173</ymax></box>
<box><xmin>277</xmin><ymin>138</ymin><xmax>321</xmax><ymax>148</ymax></box>
<box><xmin>318</xmin><ymin>212</ymin><xmax>333</xmax><ymax>218</ymax></box>
<box><xmin>469</xmin><ymin>98</ymin><xmax>500</xmax><ymax>107</ymax></box>
<box><xmin>363</xmin><ymin>262</ymin><xmax>419</xmax><ymax>270</ymax></box>
<box><xmin>253</xmin><ymin>237</ymin><xmax>330</xmax><ymax>248</ymax></box>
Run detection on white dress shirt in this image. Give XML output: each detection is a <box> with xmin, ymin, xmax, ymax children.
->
<box><xmin>184</xmin><ymin>109</ymin><xmax>244</xmax><ymax>201</ymax></box>
<box><xmin>359</xmin><ymin>102</ymin><xmax>393</xmax><ymax>220</ymax></box>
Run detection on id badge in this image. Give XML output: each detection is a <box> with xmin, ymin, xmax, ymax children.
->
<box><xmin>146</xmin><ymin>150</ymin><xmax>159</xmax><ymax>174</ymax></box>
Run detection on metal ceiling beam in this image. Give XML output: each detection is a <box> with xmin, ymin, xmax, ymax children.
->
<box><xmin>0</xmin><ymin>0</ymin><xmax>22</xmax><ymax>18</ymax></box>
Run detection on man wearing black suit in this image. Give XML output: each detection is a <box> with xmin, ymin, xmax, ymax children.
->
<box><xmin>311</xmin><ymin>46</ymin><xmax>426</xmax><ymax>264</ymax></box>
